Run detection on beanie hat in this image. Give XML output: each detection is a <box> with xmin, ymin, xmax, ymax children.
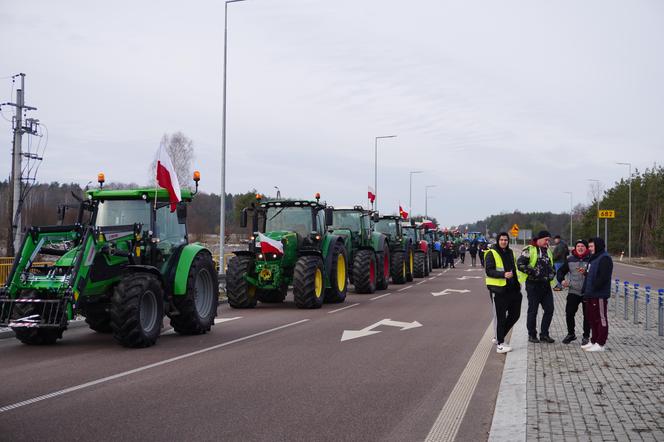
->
<box><xmin>536</xmin><ymin>230</ymin><xmax>552</xmax><ymax>240</ymax></box>
<box><xmin>575</xmin><ymin>239</ymin><xmax>589</xmax><ymax>248</ymax></box>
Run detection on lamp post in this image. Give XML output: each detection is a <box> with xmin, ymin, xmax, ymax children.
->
<box><xmin>373</xmin><ymin>135</ymin><xmax>397</xmax><ymax>212</ymax></box>
<box><xmin>564</xmin><ymin>191</ymin><xmax>573</xmax><ymax>244</ymax></box>
<box><xmin>425</xmin><ymin>185</ymin><xmax>436</xmax><ymax>219</ymax></box>
<box><xmin>274</xmin><ymin>186</ymin><xmax>281</xmax><ymax>200</ymax></box>
<box><xmin>617</xmin><ymin>162</ymin><xmax>632</xmax><ymax>260</ymax></box>
<box><xmin>409</xmin><ymin>170</ymin><xmax>423</xmax><ymax>219</ymax></box>
<box><xmin>588</xmin><ymin>179</ymin><xmax>601</xmax><ymax>237</ymax></box>
<box><xmin>220</xmin><ymin>0</ymin><xmax>246</xmax><ymax>280</ymax></box>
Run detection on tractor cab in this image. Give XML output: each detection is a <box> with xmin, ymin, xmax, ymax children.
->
<box><xmin>330</xmin><ymin>206</ymin><xmax>378</xmax><ymax>247</ymax></box>
<box><xmin>375</xmin><ymin>216</ymin><xmax>403</xmax><ymax>243</ymax></box>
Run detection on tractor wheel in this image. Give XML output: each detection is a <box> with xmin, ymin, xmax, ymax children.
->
<box><xmin>84</xmin><ymin>303</ymin><xmax>112</xmax><ymax>333</ymax></box>
<box><xmin>13</xmin><ymin>291</ymin><xmax>65</xmax><ymax>345</ymax></box>
<box><xmin>110</xmin><ymin>272</ymin><xmax>164</xmax><ymax>348</ymax></box>
<box><xmin>424</xmin><ymin>251</ymin><xmax>431</xmax><ymax>276</ymax></box>
<box><xmin>258</xmin><ymin>285</ymin><xmax>287</xmax><ymax>303</ymax></box>
<box><xmin>391</xmin><ymin>250</ymin><xmax>407</xmax><ymax>284</ymax></box>
<box><xmin>376</xmin><ymin>248</ymin><xmax>390</xmax><ymax>290</ymax></box>
<box><xmin>293</xmin><ymin>255</ymin><xmax>325</xmax><ymax>309</ymax></box>
<box><xmin>353</xmin><ymin>249</ymin><xmax>377</xmax><ymax>294</ymax></box>
<box><xmin>226</xmin><ymin>255</ymin><xmax>258</xmax><ymax>309</ymax></box>
<box><xmin>406</xmin><ymin>248</ymin><xmax>415</xmax><ymax>282</ymax></box>
<box><xmin>432</xmin><ymin>251</ymin><xmax>440</xmax><ymax>269</ymax></box>
<box><xmin>170</xmin><ymin>252</ymin><xmax>219</xmax><ymax>335</ymax></box>
<box><xmin>414</xmin><ymin>251</ymin><xmax>426</xmax><ymax>278</ymax></box>
<box><xmin>325</xmin><ymin>242</ymin><xmax>348</xmax><ymax>303</ymax></box>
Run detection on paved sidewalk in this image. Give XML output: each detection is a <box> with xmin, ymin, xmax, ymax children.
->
<box><xmin>527</xmin><ymin>291</ymin><xmax>664</xmax><ymax>441</ymax></box>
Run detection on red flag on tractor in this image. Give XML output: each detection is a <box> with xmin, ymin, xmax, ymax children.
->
<box><xmin>155</xmin><ymin>144</ymin><xmax>181</xmax><ymax>212</ymax></box>
<box><xmin>368</xmin><ymin>186</ymin><xmax>376</xmax><ymax>203</ymax></box>
<box><xmin>399</xmin><ymin>205</ymin><xmax>409</xmax><ymax>220</ymax></box>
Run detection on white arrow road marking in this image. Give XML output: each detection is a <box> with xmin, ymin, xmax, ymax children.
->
<box><xmin>341</xmin><ymin>318</ymin><xmax>423</xmax><ymax>342</ymax></box>
<box><xmin>431</xmin><ymin>289</ymin><xmax>471</xmax><ymax>297</ymax></box>
<box><xmin>456</xmin><ymin>276</ymin><xmax>482</xmax><ymax>280</ymax></box>
<box><xmin>162</xmin><ymin>316</ymin><xmax>242</xmax><ymax>336</ymax></box>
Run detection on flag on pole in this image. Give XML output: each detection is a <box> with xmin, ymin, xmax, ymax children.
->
<box><xmin>368</xmin><ymin>186</ymin><xmax>376</xmax><ymax>203</ymax></box>
<box><xmin>156</xmin><ymin>144</ymin><xmax>181</xmax><ymax>212</ymax></box>
<box><xmin>399</xmin><ymin>205</ymin><xmax>409</xmax><ymax>220</ymax></box>
<box><xmin>258</xmin><ymin>233</ymin><xmax>284</xmax><ymax>256</ymax></box>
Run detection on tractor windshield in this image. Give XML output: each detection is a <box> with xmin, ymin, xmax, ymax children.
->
<box><xmin>333</xmin><ymin>211</ymin><xmax>362</xmax><ymax>232</ymax></box>
<box><xmin>265</xmin><ymin>206</ymin><xmax>312</xmax><ymax>237</ymax></box>
<box><xmin>96</xmin><ymin>200</ymin><xmax>150</xmax><ymax>228</ymax></box>
<box><xmin>375</xmin><ymin>219</ymin><xmax>397</xmax><ymax>237</ymax></box>
<box><xmin>403</xmin><ymin>228</ymin><xmax>417</xmax><ymax>242</ymax></box>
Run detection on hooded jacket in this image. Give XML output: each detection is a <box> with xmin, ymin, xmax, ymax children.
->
<box><xmin>581</xmin><ymin>237</ymin><xmax>613</xmax><ymax>299</ymax></box>
<box><xmin>556</xmin><ymin>248</ymin><xmax>590</xmax><ymax>296</ymax></box>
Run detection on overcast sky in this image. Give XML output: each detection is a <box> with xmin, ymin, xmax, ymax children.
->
<box><xmin>1</xmin><ymin>0</ymin><xmax>662</xmax><ymax>226</ymax></box>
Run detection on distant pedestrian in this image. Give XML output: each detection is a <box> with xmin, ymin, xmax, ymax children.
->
<box><xmin>517</xmin><ymin>230</ymin><xmax>557</xmax><ymax>343</ymax></box>
<box><xmin>581</xmin><ymin>237</ymin><xmax>613</xmax><ymax>352</ymax></box>
<box><xmin>445</xmin><ymin>242</ymin><xmax>455</xmax><ymax>268</ymax></box>
<box><xmin>478</xmin><ymin>242</ymin><xmax>486</xmax><ymax>267</ymax></box>
<box><xmin>459</xmin><ymin>243</ymin><xmax>466</xmax><ymax>264</ymax></box>
<box><xmin>469</xmin><ymin>242</ymin><xmax>478</xmax><ymax>266</ymax></box>
<box><xmin>556</xmin><ymin>240</ymin><xmax>591</xmax><ymax>345</ymax></box>
<box><xmin>485</xmin><ymin>232</ymin><xmax>524</xmax><ymax>353</ymax></box>
<box><xmin>552</xmin><ymin>235</ymin><xmax>568</xmax><ymax>291</ymax></box>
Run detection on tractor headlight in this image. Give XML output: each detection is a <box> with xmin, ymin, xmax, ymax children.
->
<box><xmin>257</xmin><ymin>253</ymin><xmax>264</xmax><ymax>259</ymax></box>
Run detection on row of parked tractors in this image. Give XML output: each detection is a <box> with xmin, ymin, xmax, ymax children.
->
<box><xmin>226</xmin><ymin>194</ymin><xmax>451</xmax><ymax>310</ymax></box>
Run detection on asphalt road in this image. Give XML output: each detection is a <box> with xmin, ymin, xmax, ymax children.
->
<box><xmin>612</xmin><ymin>261</ymin><xmax>664</xmax><ymax>291</ymax></box>
<box><xmin>0</xmin><ymin>260</ymin><xmax>503</xmax><ymax>441</ymax></box>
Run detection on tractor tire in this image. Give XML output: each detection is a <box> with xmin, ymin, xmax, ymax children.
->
<box><xmin>432</xmin><ymin>251</ymin><xmax>440</xmax><ymax>269</ymax></box>
<box><xmin>13</xmin><ymin>291</ymin><xmax>66</xmax><ymax>345</ymax></box>
<box><xmin>170</xmin><ymin>252</ymin><xmax>218</xmax><ymax>335</ymax></box>
<box><xmin>353</xmin><ymin>249</ymin><xmax>377</xmax><ymax>294</ymax></box>
<box><xmin>376</xmin><ymin>248</ymin><xmax>390</xmax><ymax>291</ymax></box>
<box><xmin>414</xmin><ymin>251</ymin><xmax>426</xmax><ymax>278</ymax></box>
<box><xmin>258</xmin><ymin>285</ymin><xmax>287</xmax><ymax>303</ymax></box>
<box><xmin>84</xmin><ymin>304</ymin><xmax>112</xmax><ymax>333</ymax></box>
<box><xmin>325</xmin><ymin>242</ymin><xmax>348</xmax><ymax>303</ymax></box>
<box><xmin>226</xmin><ymin>255</ymin><xmax>258</xmax><ymax>309</ymax></box>
<box><xmin>406</xmin><ymin>248</ymin><xmax>415</xmax><ymax>282</ymax></box>
<box><xmin>110</xmin><ymin>272</ymin><xmax>164</xmax><ymax>348</ymax></box>
<box><xmin>424</xmin><ymin>251</ymin><xmax>431</xmax><ymax>276</ymax></box>
<box><xmin>391</xmin><ymin>250</ymin><xmax>407</xmax><ymax>284</ymax></box>
<box><xmin>293</xmin><ymin>255</ymin><xmax>325</xmax><ymax>309</ymax></box>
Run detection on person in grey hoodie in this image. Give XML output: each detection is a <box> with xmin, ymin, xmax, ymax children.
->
<box><xmin>556</xmin><ymin>240</ymin><xmax>591</xmax><ymax>345</ymax></box>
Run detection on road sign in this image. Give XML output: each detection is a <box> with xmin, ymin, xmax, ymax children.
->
<box><xmin>340</xmin><ymin>319</ymin><xmax>422</xmax><ymax>342</ymax></box>
<box><xmin>510</xmin><ymin>224</ymin><xmax>519</xmax><ymax>237</ymax></box>
<box><xmin>599</xmin><ymin>210</ymin><xmax>615</xmax><ymax>219</ymax></box>
<box><xmin>518</xmin><ymin>229</ymin><xmax>532</xmax><ymax>240</ymax></box>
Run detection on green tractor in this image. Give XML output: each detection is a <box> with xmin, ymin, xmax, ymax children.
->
<box><xmin>403</xmin><ymin>223</ymin><xmax>431</xmax><ymax>278</ymax></box>
<box><xmin>0</xmin><ymin>173</ymin><xmax>218</xmax><ymax>348</ymax></box>
<box><xmin>330</xmin><ymin>206</ymin><xmax>390</xmax><ymax>293</ymax></box>
<box><xmin>375</xmin><ymin>216</ymin><xmax>415</xmax><ymax>284</ymax></box>
<box><xmin>226</xmin><ymin>195</ymin><xmax>348</xmax><ymax>309</ymax></box>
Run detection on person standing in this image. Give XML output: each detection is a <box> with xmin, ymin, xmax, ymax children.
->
<box><xmin>556</xmin><ymin>240</ymin><xmax>591</xmax><ymax>345</ymax></box>
<box><xmin>469</xmin><ymin>242</ymin><xmax>478</xmax><ymax>267</ymax></box>
<box><xmin>486</xmin><ymin>232</ymin><xmax>525</xmax><ymax>353</ymax></box>
<box><xmin>459</xmin><ymin>243</ymin><xmax>467</xmax><ymax>264</ymax></box>
<box><xmin>581</xmin><ymin>237</ymin><xmax>613</xmax><ymax>352</ymax></box>
<box><xmin>517</xmin><ymin>230</ymin><xmax>557</xmax><ymax>343</ymax></box>
<box><xmin>552</xmin><ymin>235</ymin><xmax>568</xmax><ymax>291</ymax></box>
<box><xmin>478</xmin><ymin>242</ymin><xmax>486</xmax><ymax>267</ymax></box>
<box><xmin>445</xmin><ymin>242</ymin><xmax>456</xmax><ymax>268</ymax></box>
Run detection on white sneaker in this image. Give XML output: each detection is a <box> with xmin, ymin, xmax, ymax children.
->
<box><xmin>581</xmin><ymin>342</ymin><xmax>594</xmax><ymax>350</ymax></box>
<box><xmin>496</xmin><ymin>344</ymin><xmax>512</xmax><ymax>354</ymax></box>
<box><xmin>585</xmin><ymin>343</ymin><xmax>605</xmax><ymax>352</ymax></box>
<box><xmin>491</xmin><ymin>337</ymin><xmax>498</xmax><ymax>344</ymax></box>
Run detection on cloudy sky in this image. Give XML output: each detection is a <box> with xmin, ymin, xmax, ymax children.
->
<box><xmin>1</xmin><ymin>0</ymin><xmax>662</xmax><ymax>226</ymax></box>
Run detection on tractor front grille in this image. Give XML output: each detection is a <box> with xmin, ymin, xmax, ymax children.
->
<box><xmin>0</xmin><ymin>298</ymin><xmax>67</xmax><ymax>329</ymax></box>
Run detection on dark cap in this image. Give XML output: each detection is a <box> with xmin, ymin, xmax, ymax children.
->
<box><xmin>536</xmin><ymin>230</ymin><xmax>552</xmax><ymax>240</ymax></box>
<box><xmin>575</xmin><ymin>239</ymin><xmax>589</xmax><ymax>248</ymax></box>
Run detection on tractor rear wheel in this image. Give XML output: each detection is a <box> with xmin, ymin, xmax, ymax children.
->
<box><xmin>110</xmin><ymin>272</ymin><xmax>164</xmax><ymax>348</ymax></box>
<box><xmin>391</xmin><ymin>250</ymin><xmax>407</xmax><ymax>284</ymax></box>
<box><xmin>226</xmin><ymin>256</ymin><xmax>258</xmax><ymax>309</ymax></box>
<box><xmin>170</xmin><ymin>252</ymin><xmax>218</xmax><ymax>335</ymax></box>
<box><xmin>325</xmin><ymin>242</ymin><xmax>348</xmax><ymax>303</ymax></box>
<box><xmin>258</xmin><ymin>285</ymin><xmax>287</xmax><ymax>303</ymax></box>
<box><xmin>376</xmin><ymin>248</ymin><xmax>390</xmax><ymax>290</ymax></box>
<box><xmin>424</xmin><ymin>251</ymin><xmax>431</xmax><ymax>276</ymax></box>
<box><xmin>432</xmin><ymin>251</ymin><xmax>440</xmax><ymax>269</ymax></box>
<box><xmin>406</xmin><ymin>248</ymin><xmax>415</xmax><ymax>282</ymax></box>
<box><xmin>293</xmin><ymin>255</ymin><xmax>325</xmax><ymax>309</ymax></box>
<box><xmin>414</xmin><ymin>251</ymin><xmax>426</xmax><ymax>278</ymax></box>
<box><xmin>13</xmin><ymin>291</ymin><xmax>66</xmax><ymax>345</ymax></box>
<box><xmin>353</xmin><ymin>249</ymin><xmax>377</xmax><ymax>294</ymax></box>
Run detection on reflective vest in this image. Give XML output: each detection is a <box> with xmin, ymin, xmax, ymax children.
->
<box><xmin>525</xmin><ymin>245</ymin><xmax>557</xmax><ymax>287</ymax></box>
<box><xmin>485</xmin><ymin>248</ymin><xmax>527</xmax><ymax>287</ymax></box>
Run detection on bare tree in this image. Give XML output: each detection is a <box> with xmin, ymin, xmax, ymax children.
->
<box><xmin>149</xmin><ymin>132</ymin><xmax>195</xmax><ymax>188</ymax></box>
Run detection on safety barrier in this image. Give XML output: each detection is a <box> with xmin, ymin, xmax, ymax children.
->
<box><xmin>613</xmin><ymin>278</ymin><xmax>664</xmax><ymax>337</ymax></box>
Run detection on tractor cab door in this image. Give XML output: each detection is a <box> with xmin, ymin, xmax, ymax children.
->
<box><xmin>154</xmin><ymin>204</ymin><xmax>188</xmax><ymax>267</ymax></box>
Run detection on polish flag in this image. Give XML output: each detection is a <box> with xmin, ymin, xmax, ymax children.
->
<box><xmin>156</xmin><ymin>144</ymin><xmax>181</xmax><ymax>212</ymax></box>
<box><xmin>368</xmin><ymin>186</ymin><xmax>376</xmax><ymax>203</ymax></box>
<box><xmin>399</xmin><ymin>205</ymin><xmax>409</xmax><ymax>220</ymax></box>
<box><xmin>258</xmin><ymin>233</ymin><xmax>284</xmax><ymax>256</ymax></box>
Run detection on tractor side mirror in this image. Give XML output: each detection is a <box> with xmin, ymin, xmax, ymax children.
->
<box><xmin>176</xmin><ymin>204</ymin><xmax>187</xmax><ymax>224</ymax></box>
<box><xmin>240</xmin><ymin>208</ymin><xmax>248</xmax><ymax>228</ymax></box>
<box><xmin>324</xmin><ymin>207</ymin><xmax>334</xmax><ymax>227</ymax></box>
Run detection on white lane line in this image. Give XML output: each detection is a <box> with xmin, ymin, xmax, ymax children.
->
<box><xmin>416</xmin><ymin>281</ymin><xmax>426</xmax><ymax>285</ymax></box>
<box><xmin>328</xmin><ymin>303</ymin><xmax>360</xmax><ymax>314</ymax></box>
<box><xmin>397</xmin><ymin>285</ymin><xmax>413</xmax><ymax>292</ymax></box>
<box><xmin>0</xmin><ymin>319</ymin><xmax>310</xmax><ymax>414</ymax></box>
<box><xmin>428</xmin><ymin>277</ymin><xmax>436</xmax><ymax>281</ymax></box>
<box><xmin>632</xmin><ymin>272</ymin><xmax>646</xmax><ymax>277</ymax></box>
<box><xmin>370</xmin><ymin>293</ymin><xmax>392</xmax><ymax>301</ymax></box>
<box><xmin>162</xmin><ymin>316</ymin><xmax>243</xmax><ymax>336</ymax></box>
<box><xmin>425</xmin><ymin>322</ymin><xmax>494</xmax><ymax>442</ymax></box>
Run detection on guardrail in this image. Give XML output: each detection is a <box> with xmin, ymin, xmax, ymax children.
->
<box><xmin>612</xmin><ymin>278</ymin><xmax>664</xmax><ymax>337</ymax></box>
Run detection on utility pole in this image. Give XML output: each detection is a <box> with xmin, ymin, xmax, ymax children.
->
<box><xmin>4</xmin><ymin>73</ymin><xmax>38</xmax><ymax>255</ymax></box>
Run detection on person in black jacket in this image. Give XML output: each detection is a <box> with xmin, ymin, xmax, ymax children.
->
<box><xmin>469</xmin><ymin>242</ymin><xmax>478</xmax><ymax>266</ymax></box>
<box><xmin>485</xmin><ymin>232</ymin><xmax>522</xmax><ymax>353</ymax></box>
<box><xmin>581</xmin><ymin>237</ymin><xmax>613</xmax><ymax>352</ymax></box>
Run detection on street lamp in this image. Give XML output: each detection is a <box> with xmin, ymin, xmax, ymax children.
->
<box><xmin>220</xmin><ymin>0</ymin><xmax>246</xmax><ymax>280</ymax></box>
<box><xmin>588</xmin><ymin>179</ymin><xmax>601</xmax><ymax>237</ymax></box>
<box><xmin>274</xmin><ymin>186</ymin><xmax>281</xmax><ymax>200</ymax></box>
<box><xmin>409</xmin><ymin>170</ymin><xmax>423</xmax><ymax>219</ymax></box>
<box><xmin>425</xmin><ymin>185</ymin><xmax>437</xmax><ymax>219</ymax></box>
<box><xmin>564</xmin><ymin>191</ymin><xmax>573</xmax><ymax>244</ymax></box>
<box><xmin>617</xmin><ymin>162</ymin><xmax>632</xmax><ymax>260</ymax></box>
<box><xmin>373</xmin><ymin>135</ymin><xmax>397</xmax><ymax>212</ymax></box>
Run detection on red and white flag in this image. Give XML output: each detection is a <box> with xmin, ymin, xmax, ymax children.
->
<box><xmin>399</xmin><ymin>205</ymin><xmax>409</xmax><ymax>220</ymax></box>
<box><xmin>258</xmin><ymin>233</ymin><xmax>284</xmax><ymax>256</ymax></box>
<box><xmin>368</xmin><ymin>186</ymin><xmax>376</xmax><ymax>203</ymax></box>
<box><xmin>156</xmin><ymin>144</ymin><xmax>181</xmax><ymax>212</ymax></box>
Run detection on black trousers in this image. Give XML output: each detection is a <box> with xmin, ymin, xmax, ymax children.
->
<box><xmin>478</xmin><ymin>252</ymin><xmax>485</xmax><ymax>266</ymax></box>
<box><xmin>459</xmin><ymin>252</ymin><xmax>465</xmax><ymax>263</ymax></box>
<box><xmin>490</xmin><ymin>288</ymin><xmax>522</xmax><ymax>344</ymax></box>
<box><xmin>470</xmin><ymin>254</ymin><xmax>477</xmax><ymax>266</ymax></box>
<box><xmin>566</xmin><ymin>294</ymin><xmax>590</xmax><ymax>338</ymax></box>
<box><xmin>526</xmin><ymin>281</ymin><xmax>554</xmax><ymax>337</ymax></box>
